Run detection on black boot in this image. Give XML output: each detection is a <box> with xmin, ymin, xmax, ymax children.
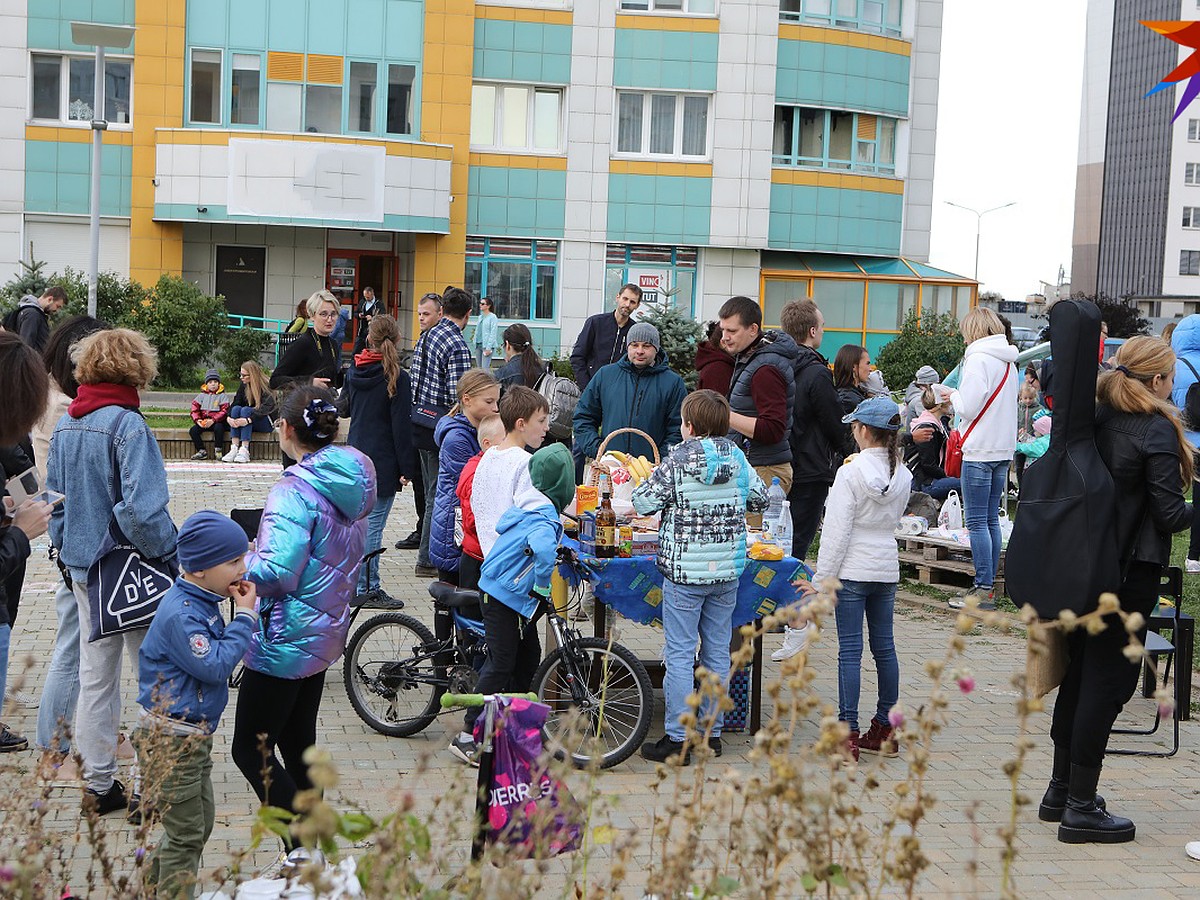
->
<box><xmin>1039</xmin><ymin>745</ymin><xmax>1107</xmax><ymax>822</ymax></box>
<box><xmin>1057</xmin><ymin>764</ymin><xmax>1134</xmax><ymax>844</ymax></box>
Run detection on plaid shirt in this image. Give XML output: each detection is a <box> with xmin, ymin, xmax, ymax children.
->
<box><xmin>411</xmin><ymin>318</ymin><xmax>473</xmax><ymax>411</ymax></box>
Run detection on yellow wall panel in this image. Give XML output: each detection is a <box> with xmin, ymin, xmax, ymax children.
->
<box><xmin>267</xmin><ymin>51</ymin><xmax>304</xmax><ymax>82</ymax></box>
<box><xmin>306</xmin><ymin>54</ymin><xmax>343</xmax><ymax>84</ymax></box>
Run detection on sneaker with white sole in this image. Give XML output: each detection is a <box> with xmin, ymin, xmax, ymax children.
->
<box><xmin>221</xmin><ymin>446</ymin><xmax>240</xmax><ymax>462</ymax></box>
<box><xmin>772</xmin><ymin>623</ymin><xmax>813</xmax><ymax>662</ymax></box>
<box><xmin>1186</xmin><ymin>559</ymin><xmax>1200</xmax><ymax>574</ymax></box>
<box><xmin>449</xmin><ymin>733</ymin><xmax>480</xmax><ymax>766</ymax></box>
<box><xmin>234</xmin><ymin>446</ymin><xmax>251</xmax><ymax>463</ymax></box>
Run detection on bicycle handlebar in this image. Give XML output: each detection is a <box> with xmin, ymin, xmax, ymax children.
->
<box><xmin>439</xmin><ymin>692</ymin><xmax>538</xmax><ymax>709</ymax></box>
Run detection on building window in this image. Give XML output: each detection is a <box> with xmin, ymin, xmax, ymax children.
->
<box><xmin>1190</xmin><ymin>119</ymin><xmax>1200</xmax><ymax>142</ymax></box>
<box><xmin>30</xmin><ymin>53</ymin><xmax>132</xmax><ymax>125</ymax></box>
<box><xmin>615</xmin><ymin>92</ymin><xmax>710</xmax><ymax>159</ymax></box>
<box><xmin>1181</xmin><ymin>250</ymin><xmax>1200</xmax><ymax>276</ymax></box>
<box><xmin>1188</xmin><ymin>163</ymin><xmax>1200</xmax><ymax>185</ymax></box>
<box><xmin>773</xmin><ymin>106</ymin><xmax>897</xmax><ymax>174</ymax></box>
<box><xmin>265</xmin><ymin>82</ymin><xmax>302</xmax><ymax>132</ymax></box>
<box><xmin>470</xmin><ymin>83</ymin><xmax>563</xmax><ymax>153</ymax></box>
<box><xmin>780</xmin><ymin>0</ymin><xmax>903</xmax><ymax>36</ymax></box>
<box><xmin>386</xmin><ymin>65</ymin><xmax>416</xmax><ymax>136</ymax></box>
<box><xmin>604</xmin><ymin>244</ymin><xmax>698</xmax><ymax>315</ymax></box>
<box><xmin>231</xmin><ymin>54</ymin><xmax>261</xmax><ymax>126</ymax></box>
<box><xmin>620</xmin><ymin>0</ymin><xmax>717</xmax><ymax>12</ymax></box>
<box><xmin>464</xmin><ymin>238</ymin><xmax>558</xmax><ymax>321</ymax></box>
<box><xmin>1185</xmin><ymin>207</ymin><xmax>1200</xmax><ymax>229</ymax></box>
<box><xmin>304</xmin><ymin>84</ymin><xmax>342</xmax><ymax>133</ymax></box>
<box><xmin>348</xmin><ymin>62</ymin><xmax>378</xmax><ymax>133</ymax></box>
<box><xmin>189</xmin><ymin>49</ymin><xmax>222</xmax><ymax>124</ymax></box>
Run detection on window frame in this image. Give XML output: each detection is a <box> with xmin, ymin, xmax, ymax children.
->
<box><xmin>618</xmin><ymin>0</ymin><xmax>719</xmax><ymax>15</ymax></box>
<box><xmin>779</xmin><ymin>0</ymin><xmax>903</xmax><ymax>37</ymax></box>
<box><xmin>187</xmin><ymin>47</ymin><xmax>223</xmax><ymax>126</ymax></box>
<box><xmin>1187</xmin><ymin>163</ymin><xmax>1200</xmax><ymax>186</ymax></box>
<box><xmin>229</xmin><ymin>51</ymin><xmax>264</xmax><ymax>128</ymax></box>
<box><xmin>1189</xmin><ymin>119</ymin><xmax>1200</xmax><ymax>142</ymax></box>
<box><xmin>28</xmin><ymin>51</ymin><xmax>135</xmax><ymax>129</ymax></box>
<box><xmin>772</xmin><ymin>105</ymin><xmax>899</xmax><ymax>175</ymax></box>
<box><xmin>1185</xmin><ymin>207</ymin><xmax>1200</xmax><ymax>229</ymax></box>
<box><xmin>464</xmin><ymin>237</ymin><xmax>559</xmax><ymax>323</ymax></box>
<box><xmin>469</xmin><ymin>81</ymin><xmax>566</xmax><ymax>155</ymax></box>
<box><xmin>1181</xmin><ymin>250</ymin><xmax>1200</xmax><ymax>277</ymax></box>
<box><xmin>612</xmin><ymin>89</ymin><xmax>713</xmax><ymax>161</ymax></box>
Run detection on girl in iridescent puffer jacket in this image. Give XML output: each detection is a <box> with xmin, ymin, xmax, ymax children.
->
<box><xmin>231</xmin><ymin>385</ymin><xmax>375</xmax><ymax>843</ymax></box>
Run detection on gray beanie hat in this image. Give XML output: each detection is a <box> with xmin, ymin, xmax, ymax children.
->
<box><xmin>627</xmin><ymin>321</ymin><xmax>660</xmax><ymax>350</ymax></box>
<box><xmin>914</xmin><ymin>365</ymin><xmax>940</xmax><ymax>385</ymax></box>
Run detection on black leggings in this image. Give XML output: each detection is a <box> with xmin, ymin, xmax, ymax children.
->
<box><xmin>1049</xmin><ymin>561</ymin><xmax>1160</xmax><ymax>769</ymax></box>
<box><xmin>1189</xmin><ymin>493</ymin><xmax>1200</xmax><ymax>560</ymax></box>
<box><xmin>190</xmin><ymin>421</ymin><xmax>228</xmax><ymax>450</ymax></box>
<box><xmin>231</xmin><ymin>668</ymin><xmax>327</xmax><ymax>824</ymax></box>
<box><xmin>464</xmin><ymin>595</ymin><xmax>541</xmax><ymax>730</ymax></box>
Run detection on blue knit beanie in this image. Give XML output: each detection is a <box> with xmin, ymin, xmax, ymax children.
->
<box><xmin>176</xmin><ymin>510</ymin><xmax>249</xmax><ymax>573</ymax></box>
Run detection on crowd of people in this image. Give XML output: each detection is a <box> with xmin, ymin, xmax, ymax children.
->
<box><xmin>2</xmin><ymin>281</ymin><xmax>1198</xmax><ymax>898</ymax></box>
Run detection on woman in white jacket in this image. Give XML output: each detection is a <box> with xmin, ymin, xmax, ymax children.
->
<box><xmin>945</xmin><ymin>308</ymin><xmax>1018</xmax><ymax>611</ymax></box>
<box><xmin>803</xmin><ymin>396</ymin><xmax>911</xmax><ymax>762</ymax></box>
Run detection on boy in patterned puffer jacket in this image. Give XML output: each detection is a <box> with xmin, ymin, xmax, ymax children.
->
<box><xmin>632</xmin><ymin>389</ymin><xmax>767</xmax><ymax>764</ymax></box>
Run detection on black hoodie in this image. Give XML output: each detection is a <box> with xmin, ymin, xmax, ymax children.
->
<box><xmin>789</xmin><ymin>344</ymin><xmax>846</xmax><ymax>485</ymax></box>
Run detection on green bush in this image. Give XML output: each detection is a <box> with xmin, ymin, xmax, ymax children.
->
<box><xmin>123</xmin><ymin>275</ymin><xmax>229</xmax><ymax>386</ymax></box>
<box><xmin>638</xmin><ymin>299</ymin><xmax>704</xmax><ymax>389</ymax></box>
<box><xmin>873</xmin><ymin>310</ymin><xmax>965</xmax><ymax>395</ymax></box>
<box><xmin>0</xmin><ymin>259</ymin><xmax>50</xmax><ymax>312</ymax></box>
<box><xmin>547</xmin><ymin>352</ymin><xmax>574</xmax><ymax>380</ymax></box>
<box><xmin>216</xmin><ymin>326</ymin><xmax>275</xmax><ymax>377</ymax></box>
<box><xmin>54</xmin><ymin>267</ymin><xmax>148</xmax><ymax>325</ymax></box>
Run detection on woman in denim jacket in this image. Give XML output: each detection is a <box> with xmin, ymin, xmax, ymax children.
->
<box><xmin>46</xmin><ymin>328</ymin><xmax>177</xmax><ymax>815</ymax></box>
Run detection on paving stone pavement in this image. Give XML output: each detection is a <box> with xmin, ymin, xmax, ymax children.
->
<box><xmin>4</xmin><ymin>458</ymin><xmax>1200</xmax><ymax>897</ymax></box>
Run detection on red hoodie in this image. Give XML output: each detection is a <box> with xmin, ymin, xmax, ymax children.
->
<box><xmin>456</xmin><ymin>451</ymin><xmax>485</xmax><ymax>561</ymax></box>
<box><xmin>695</xmin><ymin>341</ymin><xmax>734</xmax><ymax>395</ymax></box>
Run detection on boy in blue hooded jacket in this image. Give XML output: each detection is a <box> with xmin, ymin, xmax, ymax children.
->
<box><xmin>134</xmin><ymin>511</ymin><xmax>258</xmax><ymax>899</ymax></box>
<box><xmin>449</xmin><ymin>442</ymin><xmax>574</xmax><ymax>764</ymax></box>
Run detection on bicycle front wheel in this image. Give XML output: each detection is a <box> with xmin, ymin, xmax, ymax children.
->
<box><xmin>343</xmin><ymin>612</ymin><xmax>443</xmax><ymax>737</ymax></box>
<box><xmin>532</xmin><ymin>637</ymin><xmax>653</xmax><ymax>769</ymax></box>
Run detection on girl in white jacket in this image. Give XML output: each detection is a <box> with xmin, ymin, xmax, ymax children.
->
<box><xmin>803</xmin><ymin>396</ymin><xmax>911</xmax><ymax>761</ymax></box>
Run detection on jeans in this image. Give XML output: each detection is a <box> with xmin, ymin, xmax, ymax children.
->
<box><xmin>357</xmin><ymin>493</ymin><xmax>395</xmax><ymax>593</ymax></box>
<box><xmin>662</xmin><ymin>579</ymin><xmax>737</xmax><ymax>741</ymax></box>
<box><xmin>918</xmin><ymin>476</ymin><xmax>961</xmax><ymax>501</ymax></box>
<box><xmin>132</xmin><ymin>731</ymin><xmax>214</xmax><ymax>900</ymax></box>
<box><xmin>72</xmin><ymin>575</ymin><xmax>145</xmax><ymax>792</ymax></box>
<box><xmin>36</xmin><ymin>579</ymin><xmax>81</xmax><ymax>752</ymax></box>
<box><xmin>788</xmin><ymin>481</ymin><xmax>829</xmax><ymax>561</ymax></box>
<box><xmin>417</xmin><ymin>449</ymin><xmax>439</xmax><ymax>567</ymax></box>
<box><xmin>960</xmin><ymin>459</ymin><xmax>1010</xmax><ymax>590</ymax></box>
<box><xmin>1189</xmin><ymin>488</ymin><xmax>1200</xmax><ymax>560</ymax></box>
<box><xmin>0</xmin><ymin>623</ymin><xmax>9</xmax><ymax>711</ymax></box>
<box><xmin>228</xmin><ymin>406</ymin><xmax>272</xmax><ymax>444</ymax></box>
<box><xmin>189</xmin><ymin>421</ymin><xmax>228</xmax><ymax>451</ymax></box>
<box><xmin>833</xmin><ymin>579</ymin><xmax>899</xmax><ymax>733</ymax></box>
<box><xmin>465</xmin><ymin>594</ymin><xmax>542</xmax><ymax>730</ymax></box>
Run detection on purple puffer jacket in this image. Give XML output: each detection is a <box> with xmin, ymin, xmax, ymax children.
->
<box><xmin>244</xmin><ymin>445</ymin><xmax>376</xmax><ymax>679</ymax></box>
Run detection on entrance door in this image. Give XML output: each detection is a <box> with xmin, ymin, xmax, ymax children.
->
<box><xmin>326</xmin><ymin>250</ymin><xmax>395</xmax><ymax>351</ymax></box>
<box><xmin>215</xmin><ymin>245</ymin><xmax>266</xmax><ymax>320</ymax></box>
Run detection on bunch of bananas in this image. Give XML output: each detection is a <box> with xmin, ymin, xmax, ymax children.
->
<box><xmin>609</xmin><ymin>450</ymin><xmax>655</xmax><ymax>484</ymax></box>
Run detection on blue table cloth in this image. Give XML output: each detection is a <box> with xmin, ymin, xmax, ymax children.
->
<box><xmin>562</xmin><ymin>538</ymin><xmax>812</xmax><ymax>628</ymax></box>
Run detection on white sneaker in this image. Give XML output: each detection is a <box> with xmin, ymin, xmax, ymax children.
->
<box><xmin>234</xmin><ymin>446</ymin><xmax>251</xmax><ymax>463</ymax></box>
<box><xmin>220</xmin><ymin>446</ymin><xmax>239</xmax><ymax>462</ymax></box>
<box><xmin>1187</xmin><ymin>840</ymin><xmax>1200</xmax><ymax>860</ymax></box>
<box><xmin>1186</xmin><ymin>559</ymin><xmax>1200</xmax><ymax>574</ymax></box>
<box><xmin>772</xmin><ymin>623</ymin><xmax>813</xmax><ymax>662</ymax></box>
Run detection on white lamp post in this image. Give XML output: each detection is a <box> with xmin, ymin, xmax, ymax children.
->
<box><xmin>943</xmin><ymin>200</ymin><xmax>1017</xmax><ymax>283</ymax></box>
<box><xmin>70</xmin><ymin>21</ymin><xmax>135</xmax><ymax>318</ymax></box>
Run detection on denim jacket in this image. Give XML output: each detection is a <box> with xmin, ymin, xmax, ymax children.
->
<box><xmin>47</xmin><ymin>405</ymin><xmax>177</xmax><ymax>574</ymax></box>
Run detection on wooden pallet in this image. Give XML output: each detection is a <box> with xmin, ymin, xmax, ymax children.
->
<box><xmin>896</xmin><ymin>532</ymin><xmax>1007</xmax><ymax>597</ymax></box>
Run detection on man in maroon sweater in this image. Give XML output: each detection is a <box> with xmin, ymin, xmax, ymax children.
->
<box><xmin>718</xmin><ymin>296</ymin><xmax>799</xmax><ymax>493</ymax></box>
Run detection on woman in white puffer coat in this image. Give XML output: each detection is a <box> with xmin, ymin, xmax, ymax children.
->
<box><xmin>803</xmin><ymin>396</ymin><xmax>911</xmax><ymax>763</ymax></box>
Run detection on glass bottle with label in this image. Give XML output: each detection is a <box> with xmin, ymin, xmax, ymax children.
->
<box><xmin>595</xmin><ymin>477</ymin><xmax>617</xmax><ymax>559</ymax></box>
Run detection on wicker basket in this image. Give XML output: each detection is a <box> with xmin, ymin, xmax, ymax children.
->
<box><xmin>587</xmin><ymin>427</ymin><xmax>661</xmax><ymax>487</ymax></box>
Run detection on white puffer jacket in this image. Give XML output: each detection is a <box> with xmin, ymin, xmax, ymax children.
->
<box><xmin>813</xmin><ymin>447</ymin><xmax>912</xmax><ymax>586</ymax></box>
<box><xmin>950</xmin><ymin>334</ymin><xmax>1019</xmax><ymax>462</ymax></box>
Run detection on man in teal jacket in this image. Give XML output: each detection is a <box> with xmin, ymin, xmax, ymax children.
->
<box><xmin>572</xmin><ymin>322</ymin><xmax>688</xmax><ymax>463</ymax></box>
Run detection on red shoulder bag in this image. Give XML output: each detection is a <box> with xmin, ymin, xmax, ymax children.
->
<box><xmin>944</xmin><ymin>366</ymin><xmax>1011</xmax><ymax>478</ymax></box>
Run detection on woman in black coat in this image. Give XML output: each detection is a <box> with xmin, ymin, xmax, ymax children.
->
<box><xmin>833</xmin><ymin>344</ymin><xmax>871</xmax><ymax>457</ymax></box>
<box><xmin>271</xmin><ymin>290</ymin><xmax>341</xmax><ymax>393</ymax></box>
<box><xmin>1047</xmin><ymin>336</ymin><xmax>1191</xmax><ymax>845</ymax></box>
<box><xmin>340</xmin><ymin>314</ymin><xmax>414</xmax><ymax>602</ymax></box>
<box><xmin>494</xmin><ymin>323</ymin><xmax>545</xmax><ymax>391</ymax></box>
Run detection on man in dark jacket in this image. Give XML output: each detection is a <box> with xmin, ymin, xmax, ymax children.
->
<box><xmin>780</xmin><ymin>299</ymin><xmax>844</xmax><ymax>561</ymax></box>
<box><xmin>719</xmin><ymin>296</ymin><xmax>798</xmax><ymax>492</ymax></box>
<box><xmin>7</xmin><ymin>287</ymin><xmax>66</xmax><ymax>352</ymax></box>
<box><xmin>573</xmin><ymin>322</ymin><xmax>687</xmax><ymax>462</ymax></box>
<box><xmin>570</xmin><ymin>283</ymin><xmax>642</xmax><ymax>389</ymax></box>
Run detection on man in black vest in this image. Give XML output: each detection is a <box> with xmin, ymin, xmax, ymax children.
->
<box><xmin>719</xmin><ymin>296</ymin><xmax>798</xmax><ymax>493</ymax></box>
<box><xmin>7</xmin><ymin>287</ymin><xmax>66</xmax><ymax>352</ymax></box>
<box><xmin>570</xmin><ymin>283</ymin><xmax>642</xmax><ymax>389</ymax></box>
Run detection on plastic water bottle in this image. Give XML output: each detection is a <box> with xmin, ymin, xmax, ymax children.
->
<box><xmin>776</xmin><ymin>500</ymin><xmax>794</xmax><ymax>556</ymax></box>
<box><xmin>765</xmin><ymin>477</ymin><xmax>785</xmax><ymax>526</ymax></box>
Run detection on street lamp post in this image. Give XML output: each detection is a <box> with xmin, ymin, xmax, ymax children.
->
<box><xmin>943</xmin><ymin>200</ymin><xmax>1017</xmax><ymax>283</ymax></box>
<box><xmin>69</xmin><ymin>22</ymin><xmax>135</xmax><ymax>318</ymax></box>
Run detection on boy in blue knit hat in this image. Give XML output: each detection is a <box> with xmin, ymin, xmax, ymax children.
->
<box><xmin>134</xmin><ymin>510</ymin><xmax>258</xmax><ymax>899</ymax></box>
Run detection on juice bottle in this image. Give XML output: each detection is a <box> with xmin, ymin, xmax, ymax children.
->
<box><xmin>595</xmin><ymin>477</ymin><xmax>617</xmax><ymax>559</ymax></box>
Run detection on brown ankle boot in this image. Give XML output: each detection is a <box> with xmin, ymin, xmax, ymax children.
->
<box><xmin>859</xmin><ymin>719</ymin><xmax>898</xmax><ymax>757</ymax></box>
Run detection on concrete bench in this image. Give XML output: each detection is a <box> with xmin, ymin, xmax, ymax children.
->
<box><xmin>151</xmin><ymin>427</ymin><xmax>346</xmax><ymax>461</ymax></box>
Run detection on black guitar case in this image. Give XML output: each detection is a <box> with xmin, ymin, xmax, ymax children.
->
<box><xmin>1006</xmin><ymin>300</ymin><xmax>1119</xmax><ymax>617</ymax></box>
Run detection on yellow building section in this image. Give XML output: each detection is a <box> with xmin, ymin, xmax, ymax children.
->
<box><xmin>615</xmin><ymin>13</ymin><xmax>719</xmax><ymax>33</ymax></box>
<box><xmin>155</xmin><ymin>127</ymin><xmax>453</xmax><ymax>161</ymax></box>
<box><xmin>468</xmin><ymin>152</ymin><xmax>567</xmax><ymax>171</ymax></box>
<box><xmin>777</xmin><ymin>23</ymin><xmax>910</xmax><ymax>56</ymax></box>
<box><xmin>771</xmin><ymin>168</ymin><xmax>905</xmax><ymax>195</ymax></box>
<box><xmin>414</xmin><ymin>0</ymin><xmax>475</xmax><ymax>333</ymax></box>
<box><xmin>129</xmin><ymin>0</ymin><xmax>186</xmax><ymax>285</ymax></box>
<box><xmin>610</xmin><ymin>159</ymin><xmax>713</xmax><ymax>178</ymax></box>
<box><xmin>25</xmin><ymin>125</ymin><xmax>134</xmax><ymax>145</ymax></box>
<box><xmin>474</xmin><ymin>3</ymin><xmax>571</xmax><ymax>25</ymax></box>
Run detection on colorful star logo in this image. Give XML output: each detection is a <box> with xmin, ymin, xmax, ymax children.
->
<box><xmin>1143</xmin><ymin>20</ymin><xmax>1200</xmax><ymax>122</ymax></box>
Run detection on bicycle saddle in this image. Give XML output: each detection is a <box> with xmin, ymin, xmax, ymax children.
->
<box><xmin>428</xmin><ymin>581</ymin><xmax>483</xmax><ymax>610</ymax></box>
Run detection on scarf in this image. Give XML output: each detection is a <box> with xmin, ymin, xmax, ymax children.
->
<box><xmin>68</xmin><ymin>383</ymin><xmax>141</xmax><ymax>418</ymax></box>
<box><xmin>354</xmin><ymin>349</ymin><xmax>383</xmax><ymax>368</ymax></box>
